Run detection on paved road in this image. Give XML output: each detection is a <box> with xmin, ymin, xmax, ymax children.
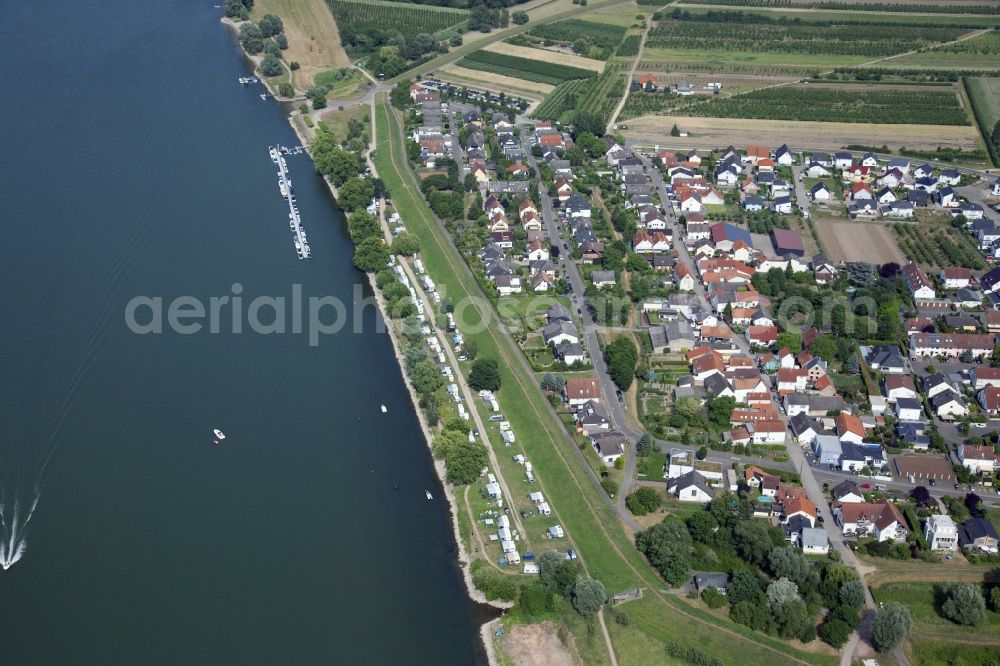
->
<box><xmin>521</xmin><ymin>137</ymin><xmax>643</xmax><ymax>508</ymax></box>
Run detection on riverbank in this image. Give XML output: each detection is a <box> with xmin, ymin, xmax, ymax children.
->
<box><xmin>227</xmin><ymin>16</ymin><xmax>507</xmax><ymax>663</ymax></box>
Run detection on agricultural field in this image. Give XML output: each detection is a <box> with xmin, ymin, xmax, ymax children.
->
<box><xmin>671</xmin><ymin>4</ymin><xmax>1000</xmax><ymax>27</ymax></box>
<box><xmin>534</xmin><ymin>79</ymin><xmax>592</xmax><ymax>121</ymax></box>
<box><xmin>882</xmin><ymin>29</ymin><xmax>1000</xmax><ymax>69</ymax></box>
<box><xmin>679</xmin><ymin>85</ymin><xmax>970</xmax><ymax>125</ymax></box>
<box><xmin>436</xmin><ymin>64</ymin><xmax>554</xmax><ymax>99</ymax></box>
<box><xmin>966</xmin><ymin>76</ymin><xmax>1000</xmax><ymax>164</ymax></box>
<box><xmin>640</xmin><ymin>46</ymin><xmax>871</xmax><ymax>74</ymax></box>
<box><xmin>576</xmin><ymin>63</ymin><xmax>627</xmax><ymax>125</ymax></box>
<box><xmin>326</xmin><ymin>0</ymin><xmax>468</xmax><ymax>47</ymax></box>
<box><xmin>528</xmin><ymin>17</ymin><xmax>629</xmax><ymax>50</ymax></box>
<box><xmin>251</xmin><ymin>0</ymin><xmax>352</xmax><ymax>89</ymax></box>
<box><xmin>621</xmin><ymin>115</ymin><xmax>982</xmax><ymax>150</ymax></box>
<box><xmin>967</xmin><ymin>76</ymin><xmax>1000</xmax><ymax>128</ymax></box>
<box><xmin>456</xmin><ymin>50</ymin><xmax>598</xmax><ymax>85</ymax></box>
<box><xmin>892</xmin><ymin>221</ymin><xmax>986</xmax><ymax>270</ymax></box>
<box><xmin>647</xmin><ymin>12</ymin><xmax>968</xmax><ymax>57</ymax></box>
<box><xmin>484</xmin><ymin>41</ymin><xmax>606</xmax><ymax>72</ymax></box>
<box><xmin>813</xmin><ymin>218</ymin><xmax>906</xmax><ymax>264</ymax></box>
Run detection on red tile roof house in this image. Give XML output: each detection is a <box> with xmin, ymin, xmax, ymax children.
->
<box><xmin>835</xmin><ymin>501</ymin><xmax>907</xmax><ymax>542</ymax></box>
<box><xmin>745</xmin><ymin>325</ymin><xmax>778</xmax><ymax>347</ymax></box>
<box><xmin>835</xmin><ymin>411</ymin><xmax>865</xmax><ymax>444</ymax></box>
<box><xmin>565</xmin><ymin>378</ymin><xmax>601</xmax><ymax>406</ymax></box>
<box><xmin>939</xmin><ymin>267</ymin><xmax>973</xmax><ymax>289</ymax></box>
<box><xmin>977</xmin><ymin>385</ymin><xmax>1000</xmax><ymax>415</ymax></box>
<box><xmin>960</xmin><ymin>443</ymin><xmax>1000</xmax><ymax>474</ymax></box>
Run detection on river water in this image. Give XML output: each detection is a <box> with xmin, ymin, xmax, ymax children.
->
<box><xmin>0</xmin><ymin>1</ymin><xmax>489</xmax><ymax>662</ymax></box>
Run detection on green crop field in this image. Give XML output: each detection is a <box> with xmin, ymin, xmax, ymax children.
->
<box><xmin>680</xmin><ymin>85</ymin><xmax>970</xmax><ymax>124</ymax></box>
<box><xmin>457</xmin><ymin>50</ymin><xmax>597</xmax><ymax>85</ymax></box>
<box><xmin>534</xmin><ymin>79</ymin><xmax>592</xmax><ymax>121</ymax></box>
<box><xmin>577</xmin><ymin>62</ymin><xmax>626</xmax><ymax>123</ymax></box>
<box><xmin>668</xmin><ymin>4</ymin><xmax>1000</xmax><ymax>27</ymax></box>
<box><xmin>529</xmin><ymin>18</ymin><xmax>628</xmax><ymax>50</ymax></box>
<box><xmin>326</xmin><ymin>0</ymin><xmax>468</xmax><ymax>45</ymax></box>
<box><xmin>647</xmin><ymin>12</ymin><xmax>968</xmax><ymax>57</ymax></box>
<box><xmin>965</xmin><ymin>76</ymin><xmax>1000</xmax><ymax>164</ymax></box>
<box><xmin>885</xmin><ymin>30</ymin><xmax>1000</xmax><ymax>69</ymax></box>
<box><xmin>532</xmin><ymin>63</ymin><xmax>625</xmax><ymax>124</ymax></box>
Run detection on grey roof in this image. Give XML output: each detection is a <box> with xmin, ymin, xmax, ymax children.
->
<box><xmin>592</xmin><ymin>270</ymin><xmax>616</xmax><ymax>284</ymax></box>
<box><xmin>832</xmin><ymin>479</ymin><xmax>861</xmax><ymax>500</ymax></box>
<box><xmin>959</xmin><ymin>518</ymin><xmax>999</xmax><ymax>544</ymax></box>
<box><xmin>801</xmin><ymin>527</ymin><xmax>828</xmax><ymax>549</ymax></box>
<box><xmin>669</xmin><ymin>470</ymin><xmax>713</xmax><ymax>497</ymax></box>
<box><xmin>789</xmin><ymin>413</ymin><xmax>819</xmax><ymax>437</ymax></box>
<box><xmin>592</xmin><ymin>431</ymin><xmax>627</xmax><ymax>456</ymax></box>
<box><xmin>896</xmin><ymin>397</ymin><xmax>922</xmax><ymax>412</ymax></box>
<box><xmin>704</xmin><ymin>373</ymin><xmax>733</xmax><ymax>397</ymax></box>
<box><xmin>693</xmin><ymin>572</ymin><xmax>729</xmax><ymax>590</ymax></box>
<box><xmin>547</xmin><ymin>303</ymin><xmax>572</xmax><ymax>323</ymax></box>
<box><xmin>543</xmin><ymin>320</ymin><xmax>578</xmax><ymax>343</ymax></box>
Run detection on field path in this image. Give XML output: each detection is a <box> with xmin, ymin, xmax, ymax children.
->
<box><xmin>605</xmin><ymin>8</ymin><xmax>660</xmax><ymax>133</ymax></box>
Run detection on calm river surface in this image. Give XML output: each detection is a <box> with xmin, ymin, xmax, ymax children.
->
<box><xmin>0</xmin><ymin>1</ymin><xmax>489</xmax><ymax>662</ymax></box>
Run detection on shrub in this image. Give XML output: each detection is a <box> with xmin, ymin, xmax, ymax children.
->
<box><xmin>819</xmin><ymin>618</ymin><xmax>851</xmax><ymax>648</ymax></box>
<box><xmin>472</xmin><ymin>565</ymin><xmax>517</xmax><ymax>601</ymax></box>
<box><xmin>941</xmin><ymin>583</ymin><xmax>987</xmax><ymax>626</ymax></box>
<box><xmin>626</xmin><ymin>487</ymin><xmax>661</xmax><ymax>516</ymax></box>
<box><xmin>701</xmin><ymin>587</ymin><xmax>726</xmax><ymax>609</ymax></box>
<box><xmin>872</xmin><ymin>602</ymin><xmax>912</xmax><ymax>652</ymax></box>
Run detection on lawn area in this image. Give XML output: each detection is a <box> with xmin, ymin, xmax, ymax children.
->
<box><xmin>319</xmin><ymin>104</ymin><xmax>370</xmax><ymax>142</ymax></box>
<box><xmin>373</xmin><ymin>94</ymin><xmax>834</xmax><ymax>666</ymax></box>
<box><xmin>636</xmin><ymin>452</ymin><xmax>666</xmax><ymax>480</ymax></box>
<box><xmin>871</xmin><ymin>581</ymin><xmax>1000</xmax><ymax>650</ymax></box>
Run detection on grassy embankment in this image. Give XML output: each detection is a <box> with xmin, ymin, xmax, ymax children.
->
<box><xmin>373</xmin><ymin>93</ymin><xmax>835</xmax><ymax>666</ymax></box>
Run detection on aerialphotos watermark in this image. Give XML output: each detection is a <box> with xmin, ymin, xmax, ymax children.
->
<box><xmin>124</xmin><ymin>282</ymin><xmax>882</xmax><ymax>347</ymax></box>
<box><xmin>125</xmin><ymin>282</ymin><xmax>494</xmax><ymax>346</ymax></box>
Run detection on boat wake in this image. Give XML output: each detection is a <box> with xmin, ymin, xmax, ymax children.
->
<box><xmin>0</xmin><ymin>491</ymin><xmax>40</xmax><ymax>570</ymax></box>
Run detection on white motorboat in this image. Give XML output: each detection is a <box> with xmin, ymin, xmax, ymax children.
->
<box><xmin>213</xmin><ymin>429</ymin><xmax>226</xmax><ymax>440</ymax></box>
<box><xmin>279</xmin><ymin>179</ymin><xmax>288</xmax><ymax>198</ymax></box>
<box><xmin>425</xmin><ymin>490</ymin><xmax>433</xmax><ymax>500</ymax></box>
<box><xmin>380</xmin><ymin>404</ymin><xmax>387</xmax><ymax>413</ymax></box>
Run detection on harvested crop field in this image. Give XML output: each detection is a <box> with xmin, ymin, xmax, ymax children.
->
<box><xmin>814</xmin><ymin>219</ymin><xmax>905</xmax><ymax>265</ymax></box>
<box><xmin>436</xmin><ymin>65</ymin><xmax>553</xmax><ymax>98</ymax></box>
<box><xmin>252</xmin><ymin>0</ymin><xmax>352</xmax><ymax>89</ymax></box>
<box><xmin>621</xmin><ymin>115</ymin><xmax>982</xmax><ymax>150</ymax></box>
<box><xmin>485</xmin><ymin>41</ymin><xmax>607</xmax><ymax>72</ymax></box>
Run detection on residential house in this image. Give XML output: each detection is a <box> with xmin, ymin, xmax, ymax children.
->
<box><xmin>972</xmin><ymin>366</ymin><xmax>1000</xmax><ymax>390</ymax></box>
<box><xmin>591</xmin><ymin>431</ymin><xmax>626</xmax><ymax>466</ymax></box>
<box><xmin>565</xmin><ymin>378</ymin><xmax>600</xmax><ymax>406</ymax></box>
<box><xmin>909</xmin><ymin>332</ymin><xmax>996</xmax><ymax>358</ymax></box>
<box><xmin>835</xmin><ymin>412</ymin><xmax>865</xmax><ymax>444</ymax></box>
<box><xmin>958</xmin><ymin>518</ymin><xmax>999</xmax><ymax>554</ymax></box>
<box><xmin>832</xmin><ymin>479</ymin><xmax>865</xmax><ymax>504</ymax></box>
<box><xmin>902</xmin><ymin>262</ymin><xmax>936</xmax><ymax>299</ymax></box>
<box><xmin>668</xmin><ymin>470</ymin><xmax>714</xmax><ymax>503</ymax></box>
<box><xmin>960</xmin><ymin>443</ymin><xmax>998</xmax><ymax>474</ymax></box>
<box><xmin>835</xmin><ymin>501</ymin><xmax>907</xmax><ymax>542</ymax></box>
<box><xmin>895</xmin><ymin>397</ymin><xmax>923</xmax><ymax>421</ymax></box>
<box><xmin>809</xmin><ymin>182</ymin><xmax>832</xmax><ymax>200</ymax></box>
<box><xmin>925</xmin><ymin>514</ymin><xmax>959</xmax><ymax>551</ymax></box>
<box><xmin>884</xmin><ymin>374</ymin><xmax>918</xmax><ymax>403</ymax></box>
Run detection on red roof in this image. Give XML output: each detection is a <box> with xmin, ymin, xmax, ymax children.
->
<box><xmin>771</xmin><ymin>228</ymin><xmax>805</xmax><ymax>253</ymax></box>
<box><xmin>566</xmin><ymin>378</ymin><xmax>601</xmax><ymax>400</ymax></box>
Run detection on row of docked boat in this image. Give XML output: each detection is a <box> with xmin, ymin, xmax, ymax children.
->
<box><xmin>269</xmin><ymin>146</ymin><xmax>311</xmax><ymax>260</ymax></box>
